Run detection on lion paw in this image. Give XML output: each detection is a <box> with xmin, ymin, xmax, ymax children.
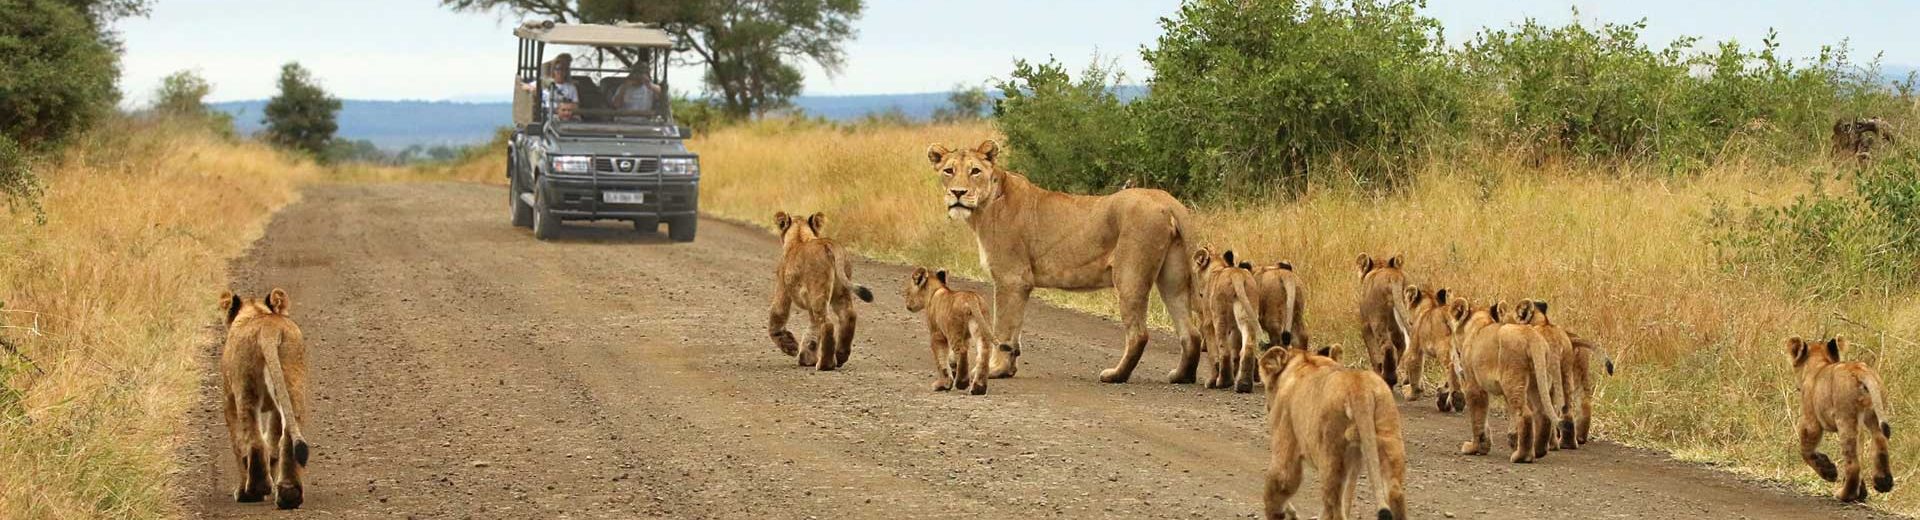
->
<box><xmin>1099</xmin><ymin>368</ymin><xmax>1131</xmax><ymax>384</ymax></box>
<box><xmin>771</xmin><ymin>331</ymin><xmax>799</xmax><ymax>356</ymax></box>
<box><xmin>1812</xmin><ymin>453</ymin><xmax>1839</xmax><ymax>482</ymax></box>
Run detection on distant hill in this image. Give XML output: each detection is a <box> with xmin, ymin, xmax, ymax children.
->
<box><xmin>208</xmin><ymin>86</ymin><xmax>1137</xmax><ymax>149</ymax></box>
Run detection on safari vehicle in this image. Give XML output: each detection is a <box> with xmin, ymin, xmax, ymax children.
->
<box><xmin>507</xmin><ymin>21</ymin><xmax>701</xmax><ymax>241</ymax></box>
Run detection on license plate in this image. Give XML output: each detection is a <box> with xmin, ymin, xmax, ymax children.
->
<box><xmin>602</xmin><ymin>191</ymin><xmax>644</xmax><ymax>204</ymax></box>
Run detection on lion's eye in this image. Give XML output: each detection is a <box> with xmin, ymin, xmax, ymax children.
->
<box><xmin>969</xmin><ymin>168</ymin><xmax>981</xmax><ymax>176</ymax></box>
<box><xmin>943</xmin><ymin>167</ymin><xmax>954</xmax><ymax>176</ymax></box>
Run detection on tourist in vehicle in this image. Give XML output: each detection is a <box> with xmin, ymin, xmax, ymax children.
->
<box><xmin>545</xmin><ymin>53</ymin><xmax>579</xmax><ymax>105</ymax></box>
<box><xmin>554</xmin><ymin>102</ymin><xmax>579</xmax><ymax>122</ymax></box>
<box><xmin>611</xmin><ymin>64</ymin><xmax>663</xmax><ymax>116</ymax></box>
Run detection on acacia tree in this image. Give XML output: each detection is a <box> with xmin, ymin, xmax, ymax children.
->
<box><xmin>263</xmin><ymin>62</ymin><xmax>341</xmax><ymax>159</ymax></box>
<box><xmin>442</xmin><ymin>0</ymin><xmax>863</xmax><ymax>117</ymax></box>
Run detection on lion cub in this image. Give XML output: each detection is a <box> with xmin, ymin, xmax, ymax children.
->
<box><xmin>1405</xmin><ymin>285</ymin><xmax>1465</xmax><ymax>410</ymax></box>
<box><xmin>1514</xmin><ymin>299</ymin><xmax>1614</xmax><ymax>449</ymax></box>
<box><xmin>1258</xmin><ymin>332</ymin><xmax>1408</xmax><ymax>520</ymax></box>
<box><xmin>1193</xmin><ymin>247</ymin><xmax>1263</xmax><ymax>392</ymax></box>
<box><xmin>768</xmin><ymin>211</ymin><xmax>874</xmax><ymax>371</ymax></box>
<box><xmin>1356</xmin><ymin>253</ymin><xmax>1413</xmax><ymax>391</ymax></box>
<box><xmin>903</xmin><ymin>267</ymin><xmax>995</xmax><ymax>394</ymax></box>
<box><xmin>1788</xmin><ymin>336</ymin><xmax>1895</xmax><ymax>502</ymax></box>
<box><xmin>217</xmin><ymin>288</ymin><xmax>312</xmax><ymax>509</ymax></box>
<box><xmin>1449</xmin><ymin>299</ymin><xmax>1563</xmax><ymax>463</ymax></box>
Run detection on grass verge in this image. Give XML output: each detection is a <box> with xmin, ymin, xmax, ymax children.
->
<box><xmin>0</xmin><ymin>118</ymin><xmax>318</xmax><ymax>518</ymax></box>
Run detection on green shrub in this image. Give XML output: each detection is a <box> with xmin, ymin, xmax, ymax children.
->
<box><xmin>263</xmin><ymin>62</ymin><xmax>342</xmax><ymax>160</ymax></box>
<box><xmin>1140</xmin><ymin>0</ymin><xmax>1460</xmax><ymax>194</ymax></box>
<box><xmin>991</xmin><ymin>58</ymin><xmax>1144</xmax><ymax>194</ymax></box>
<box><xmin>0</xmin><ymin>0</ymin><xmax>122</xmax><ymax>151</ymax></box>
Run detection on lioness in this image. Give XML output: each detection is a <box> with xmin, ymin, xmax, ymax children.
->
<box><xmin>1405</xmin><ymin>285</ymin><xmax>1465</xmax><ymax>410</ymax></box>
<box><xmin>1356</xmin><ymin>254</ymin><xmax>1413</xmax><ymax>390</ymax></box>
<box><xmin>927</xmin><ymin>140</ymin><xmax>1202</xmax><ymax>384</ymax></box>
<box><xmin>217</xmin><ymin>288</ymin><xmax>312</xmax><ymax>509</ymax></box>
<box><xmin>903</xmin><ymin>267</ymin><xmax>995</xmax><ymax>395</ymax></box>
<box><xmin>768</xmin><ymin>211</ymin><xmax>874</xmax><ymax>371</ymax></box>
<box><xmin>1514</xmin><ymin>299</ymin><xmax>1615</xmax><ymax>448</ymax></box>
<box><xmin>1449</xmin><ymin>299</ymin><xmax>1563</xmax><ymax>463</ymax></box>
<box><xmin>1258</xmin><ymin>332</ymin><xmax>1408</xmax><ymax>520</ymax></box>
<box><xmin>1193</xmin><ymin>247</ymin><xmax>1261</xmax><ymax>392</ymax></box>
<box><xmin>1789</xmin><ymin>336</ymin><xmax>1895</xmax><ymax>502</ymax></box>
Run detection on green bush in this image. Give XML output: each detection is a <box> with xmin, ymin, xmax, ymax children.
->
<box><xmin>991</xmin><ymin>58</ymin><xmax>1145</xmax><ymax>195</ymax></box>
<box><xmin>1712</xmin><ymin>152</ymin><xmax>1920</xmax><ymax>294</ymax></box>
<box><xmin>0</xmin><ymin>0</ymin><xmax>122</xmax><ymax>151</ymax></box>
<box><xmin>1140</xmin><ymin>0</ymin><xmax>1459</xmax><ymax>194</ymax></box>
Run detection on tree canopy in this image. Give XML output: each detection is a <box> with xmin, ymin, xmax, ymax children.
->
<box><xmin>263</xmin><ymin>63</ymin><xmax>342</xmax><ymax>159</ymax></box>
<box><xmin>442</xmin><ymin>0</ymin><xmax>863</xmax><ymax>117</ymax></box>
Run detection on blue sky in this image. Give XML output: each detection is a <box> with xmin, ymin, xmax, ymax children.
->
<box><xmin>115</xmin><ymin>1</ymin><xmax>1920</xmax><ymax>105</ymax></box>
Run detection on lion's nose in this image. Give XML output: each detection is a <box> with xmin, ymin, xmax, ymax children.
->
<box><xmin>949</xmin><ymin>189</ymin><xmax>968</xmax><ymax>199</ymax></box>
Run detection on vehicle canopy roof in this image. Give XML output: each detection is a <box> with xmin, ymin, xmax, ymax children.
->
<box><xmin>513</xmin><ymin>21</ymin><xmax>674</xmax><ymax>48</ymax></box>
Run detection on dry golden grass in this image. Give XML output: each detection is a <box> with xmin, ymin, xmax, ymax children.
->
<box><xmin>692</xmin><ymin>118</ymin><xmax>1920</xmax><ymax>514</ymax></box>
<box><xmin>0</xmin><ymin>118</ymin><xmax>318</xmax><ymax>518</ymax></box>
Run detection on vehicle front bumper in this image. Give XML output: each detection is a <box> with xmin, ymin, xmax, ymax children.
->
<box><xmin>540</xmin><ymin>173</ymin><xmax>699</xmax><ymax>220</ymax></box>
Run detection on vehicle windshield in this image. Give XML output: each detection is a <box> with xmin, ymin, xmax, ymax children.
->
<box><xmin>533</xmin><ymin>46</ymin><xmax>673</xmax><ymax>128</ymax></box>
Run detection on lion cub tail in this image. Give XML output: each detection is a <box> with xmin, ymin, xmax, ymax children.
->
<box><xmin>1528</xmin><ymin>336</ymin><xmax>1564</xmax><ymax>425</ymax></box>
<box><xmin>258</xmin><ymin>290</ymin><xmax>309</xmax><ymax>467</ymax></box>
<box><xmin>1864</xmin><ymin>372</ymin><xmax>1893</xmax><ymax>439</ymax></box>
<box><xmin>1352</xmin><ymin>383</ymin><xmax>1403</xmax><ymax>519</ymax></box>
<box><xmin>1570</xmin><ymin>335</ymin><xmax>1615</xmax><ymax>375</ymax></box>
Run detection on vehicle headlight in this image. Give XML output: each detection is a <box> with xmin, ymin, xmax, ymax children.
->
<box><xmin>661</xmin><ymin>157</ymin><xmax>699</xmax><ymax>176</ymax></box>
<box><xmin>551</xmin><ymin>155</ymin><xmax>592</xmax><ymax>174</ymax></box>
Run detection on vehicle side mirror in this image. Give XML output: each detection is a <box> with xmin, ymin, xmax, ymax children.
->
<box><xmin>677</xmin><ymin>126</ymin><xmax>694</xmax><ymax>139</ymax></box>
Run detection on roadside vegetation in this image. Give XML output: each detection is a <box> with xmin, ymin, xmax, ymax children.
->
<box><xmin>691</xmin><ymin>1</ymin><xmax>1920</xmax><ymax>514</ymax></box>
<box><xmin>0</xmin><ymin>116</ymin><xmax>319</xmax><ymax>518</ymax></box>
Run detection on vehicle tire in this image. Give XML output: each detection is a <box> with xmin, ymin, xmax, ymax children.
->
<box><xmin>532</xmin><ymin>179</ymin><xmax>561</xmax><ymax>241</ymax></box>
<box><xmin>632</xmin><ymin>217</ymin><xmax>659</xmax><ymax>234</ymax></box>
<box><xmin>509</xmin><ymin>168</ymin><xmax>532</xmax><ymax>228</ymax></box>
<box><xmin>668</xmin><ymin>216</ymin><xmax>696</xmax><ymax>242</ymax></box>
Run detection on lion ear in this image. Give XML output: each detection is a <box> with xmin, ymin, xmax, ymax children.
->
<box><xmin>1405</xmin><ymin>285</ymin><xmax>1423</xmax><ymax>306</ymax></box>
<box><xmin>1534</xmin><ymin>300</ymin><xmax>1549</xmax><ymax>316</ymax></box>
<box><xmin>266</xmin><ymin>288</ymin><xmax>290</xmax><ymax>316</ymax></box>
<box><xmin>1387</xmin><ymin>255</ymin><xmax>1404</xmax><ymax>270</ymax></box>
<box><xmin>1436</xmin><ymin>288</ymin><xmax>1449</xmax><ymax>305</ymax></box>
<box><xmin>1827</xmin><ymin>337</ymin><xmax>1844</xmax><ymax>360</ymax></box>
<box><xmin>774</xmin><ymin>211</ymin><xmax>792</xmax><ymax>232</ymax></box>
<box><xmin>1488</xmin><ymin>302</ymin><xmax>1503</xmax><ymax>323</ymax></box>
<box><xmin>1356</xmin><ymin>253</ymin><xmax>1374</xmax><ymax>275</ymax></box>
<box><xmin>219</xmin><ymin>291</ymin><xmax>241</xmax><ymax>324</ymax></box>
<box><xmin>1258</xmin><ymin>345</ymin><xmax>1290</xmax><ymax>383</ymax></box>
<box><xmin>1317</xmin><ymin>345</ymin><xmax>1341</xmax><ymax>361</ymax></box>
<box><xmin>927</xmin><ymin>143</ymin><xmax>952</xmax><ymax>165</ymax></box>
<box><xmin>1194</xmin><ymin>249</ymin><xmax>1212</xmax><ymax>269</ymax></box>
<box><xmin>1788</xmin><ymin>336</ymin><xmax>1809</xmax><ymax>365</ymax></box>
<box><xmin>1223</xmin><ymin>249</ymin><xmax>1237</xmax><ymax>267</ymax></box>
<box><xmin>911</xmin><ymin>267</ymin><xmax>928</xmax><ymax>287</ymax></box>
<box><xmin>934</xmin><ymin>269</ymin><xmax>948</xmax><ymax>286</ymax></box>
<box><xmin>974</xmin><ymin>140</ymin><xmax>999</xmax><ymax>163</ymax></box>
<box><xmin>1516</xmin><ymin>299</ymin><xmax>1534</xmax><ymax>322</ymax></box>
<box><xmin>807</xmin><ymin>213</ymin><xmax>826</xmax><ymax>234</ymax></box>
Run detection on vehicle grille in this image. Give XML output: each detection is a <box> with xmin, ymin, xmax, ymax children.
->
<box><xmin>593</xmin><ymin>157</ymin><xmax>659</xmax><ymax>174</ymax></box>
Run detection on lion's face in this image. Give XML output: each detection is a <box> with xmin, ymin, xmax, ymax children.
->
<box><xmin>927</xmin><ymin>140</ymin><xmax>1003</xmax><ymax>220</ymax></box>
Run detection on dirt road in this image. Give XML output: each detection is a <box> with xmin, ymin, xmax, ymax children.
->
<box><xmin>182</xmin><ymin>182</ymin><xmax>1895</xmax><ymax>519</ymax></box>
